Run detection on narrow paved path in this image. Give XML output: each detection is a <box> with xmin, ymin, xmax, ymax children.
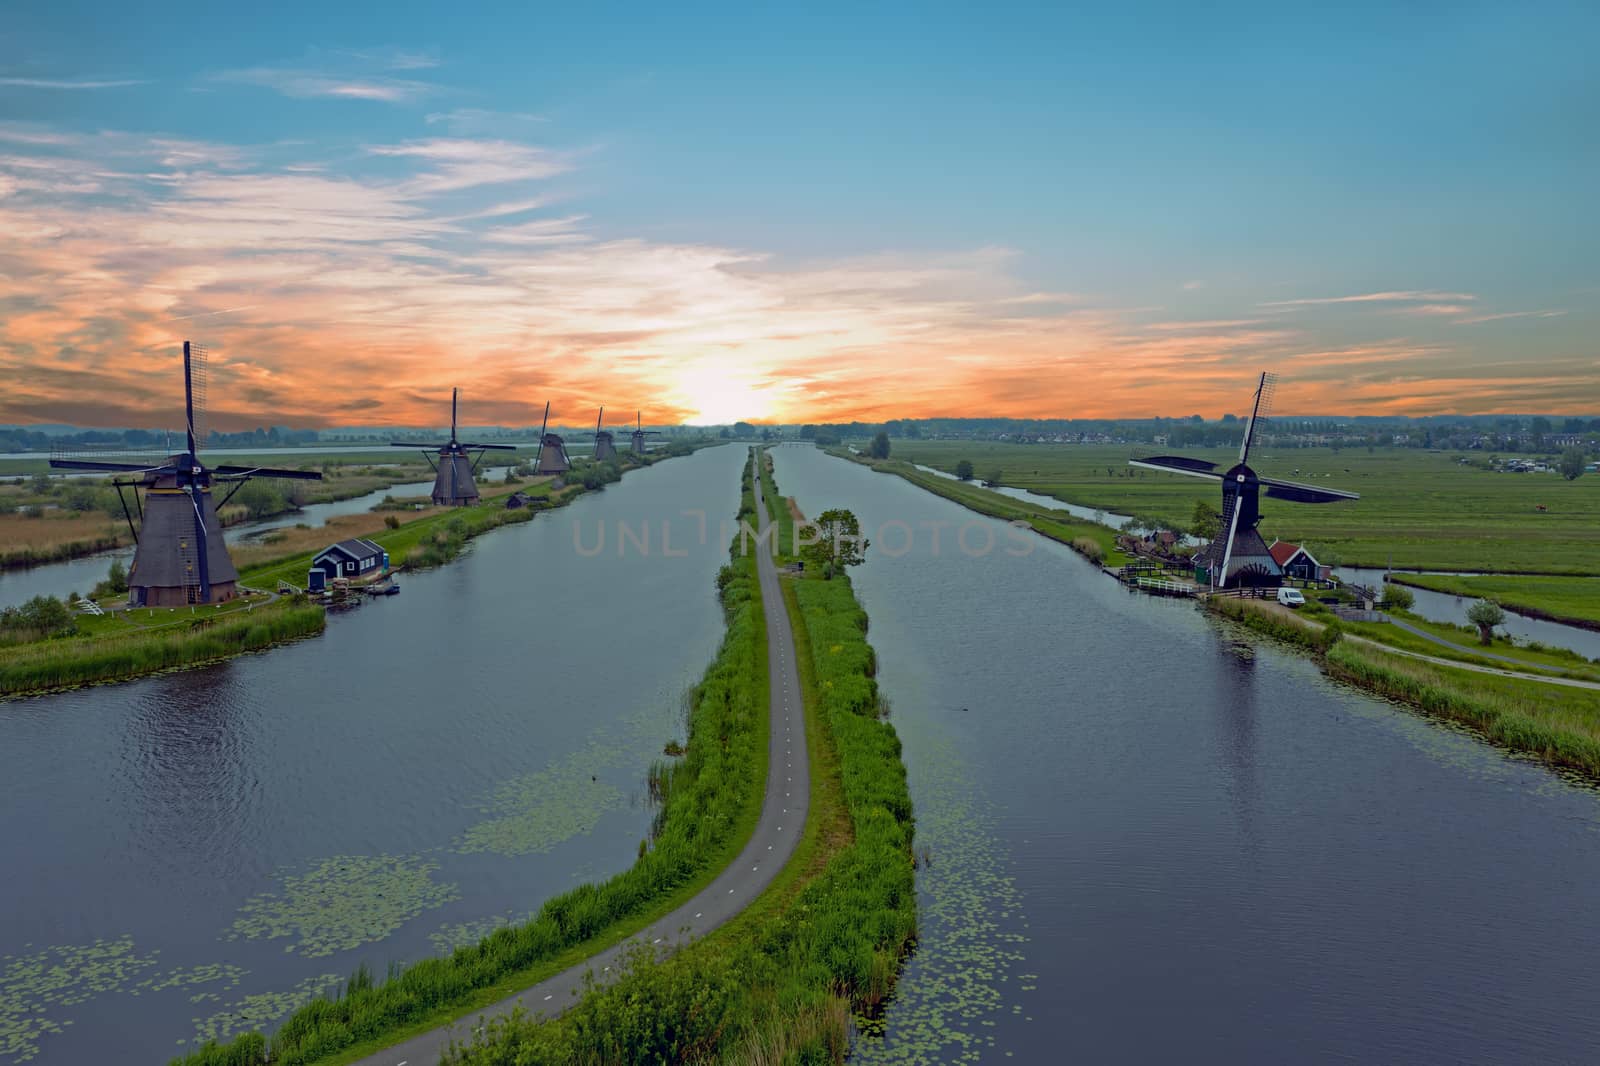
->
<box><xmin>356</xmin><ymin>451</ymin><xmax>807</xmax><ymax>1064</ymax></box>
<box><xmin>1382</xmin><ymin>614</ymin><xmax>1580</xmax><ymax>674</ymax></box>
<box><xmin>1345</xmin><ymin>634</ymin><xmax>1600</xmax><ymax>691</ymax></box>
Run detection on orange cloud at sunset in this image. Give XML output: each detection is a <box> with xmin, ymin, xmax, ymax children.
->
<box><xmin>1</xmin><ymin>122</ymin><xmax>1592</xmax><ymax>432</ymax></box>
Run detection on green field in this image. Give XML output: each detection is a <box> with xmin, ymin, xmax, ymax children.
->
<box><xmin>1392</xmin><ymin>573</ymin><xmax>1600</xmax><ymax>629</ymax></box>
<box><xmin>884</xmin><ymin>440</ymin><xmax>1600</xmax><ymax>574</ymax></box>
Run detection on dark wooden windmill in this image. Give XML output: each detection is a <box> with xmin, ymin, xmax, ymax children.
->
<box><xmin>393</xmin><ymin>388</ymin><xmax>514</xmax><ymax>506</ymax></box>
<box><xmin>593</xmin><ymin>406</ymin><xmax>617</xmax><ymax>461</ymax></box>
<box><xmin>630</xmin><ymin>411</ymin><xmax>647</xmax><ymax>457</ymax></box>
<box><xmin>49</xmin><ymin>342</ymin><xmax>323</xmax><ymax>606</ymax></box>
<box><xmin>1129</xmin><ymin>372</ymin><xmax>1358</xmax><ymax>589</ymax></box>
<box><xmin>534</xmin><ymin>402</ymin><xmax>571</xmax><ymax>475</ymax></box>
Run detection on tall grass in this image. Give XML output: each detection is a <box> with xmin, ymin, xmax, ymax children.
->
<box><xmin>444</xmin><ymin>461</ymin><xmax>916</xmax><ymax>1065</ymax></box>
<box><xmin>0</xmin><ymin>602</ymin><xmax>325</xmax><ymax>696</ymax></box>
<box><xmin>172</xmin><ymin>457</ymin><xmax>769</xmax><ymax>1066</ymax></box>
<box><xmin>1206</xmin><ymin>595</ymin><xmax>1343</xmax><ymax>653</ymax></box>
<box><xmin>1326</xmin><ymin>642</ymin><xmax>1600</xmax><ymax>776</ymax></box>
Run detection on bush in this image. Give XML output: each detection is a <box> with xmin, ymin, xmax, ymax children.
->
<box><xmin>1381</xmin><ymin>583</ymin><xmax>1415</xmax><ymax>611</ymax></box>
<box><xmin>1071</xmin><ymin>537</ymin><xmax>1105</xmax><ymax>564</ymax></box>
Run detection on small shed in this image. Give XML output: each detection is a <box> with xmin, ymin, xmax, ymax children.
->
<box><xmin>309</xmin><ymin>538</ymin><xmax>389</xmax><ymax>591</ymax></box>
<box><xmin>1268</xmin><ymin>540</ymin><xmax>1321</xmax><ymax>581</ymax></box>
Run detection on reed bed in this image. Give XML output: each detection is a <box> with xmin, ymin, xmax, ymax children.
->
<box><xmin>0</xmin><ymin>602</ymin><xmax>325</xmax><ymax>696</ymax></box>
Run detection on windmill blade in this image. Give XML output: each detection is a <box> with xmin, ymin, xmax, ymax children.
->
<box><xmin>49</xmin><ymin>458</ymin><xmax>176</xmax><ymax>474</ymax></box>
<box><xmin>1216</xmin><ymin>490</ymin><xmax>1244</xmax><ymax>588</ymax></box>
<box><xmin>455</xmin><ymin>442</ymin><xmax>517</xmax><ymax>451</ymax></box>
<box><xmin>187</xmin><ymin>485</ymin><xmax>212</xmax><ymax>602</ymax></box>
<box><xmin>1238</xmin><ymin>371</ymin><xmax>1276</xmax><ymax>464</ymax></box>
<box><xmin>212</xmin><ymin>465</ymin><xmax>325</xmax><ymax>480</ymax></box>
<box><xmin>1129</xmin><ymin>456</ymin><xmax>1223</xmax><ymax>480</ymax></box>
<box><xmin>451</xmin><ymin>388</ymin><xmax>459</xmax><ymax>443</ymax></box>
<box><xmin>539</xmin><ymin>401</ymin><xmax>550</xmax><ymax>441</ymax></box>
<box><xmin>596</xmin><ymin>406</ymin><xmax>603</xmax><ymax>435</ymax></box>
<box><xmin>1260</xmin><ymin>476</ymin><xmax>1360</xmax><ymax>504</ymax></box>
<box><xmin>390</xmin><ymin>440</ymin><xmax>452</xmax><ymax>449</ymax></box>
<box><xmin>183</xmin><ymin>341</ymin><xmax>210</xmax><ymax>456</ymax></box>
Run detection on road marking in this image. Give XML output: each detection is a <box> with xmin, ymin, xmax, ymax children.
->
<box><xmin>544</xmin><ymin>994</ymin><xmax>553</xmax><ymax>1001</ymax></box>
<box><xmin>729</xmin><ymin>888</ymin><xmax>735</xmax><ymax>893</ymax></box>
<box><xmin>653</xmin><ymin>938</ymin><xmax>662</xmax><ymax>944</ymax></box>
<box><xmin>695</xmin><ymin>912</ymin><xmax>702</xmax><ymax>918</ymax></box>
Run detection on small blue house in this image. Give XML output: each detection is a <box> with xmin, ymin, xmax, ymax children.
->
<box><xmin>308</xmin><ymin>538</ymin><xmax>389</xmax><ymax>591</ymax></box>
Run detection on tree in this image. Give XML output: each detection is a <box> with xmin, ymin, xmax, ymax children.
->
<box><xmin>1559</xmin><ymin>446</ymin><xmax>1587</xmax><ymax>480</ymax></box>
<box><xmin>801</xmin><ymin>508</ymin><xmax>869</xmax><ymax>579</ymax></box>
<box><xmin>955</xmin><ymin>459</ymin><xmax>974</xmax><ymax>481</ymax></box>
<box><xmin>1191</xmin><ymin>498</ymin><xmax>1221</xmax><ymax>541</ymax></box>
<box><xmin>106</xmin><ymin>559</ymin><xmax>128</xmax><ymax>595</ymax></box>
<box><xmin>983</xmin><ymin>469</ymin><xmax>1003</xmax><ymax>487</ymax></box>
<box><xmin>868</xmin><ymin>432</ymin><xmax>891</xmax><ymax>459</ymax></box>
<box><xmin>1381</xmin><ymin>583</ymin><xmax>1414</xmax><ymax>611</ymax></box>
<box><xmin>733</xmin><ymin>421</ymin><xmax>755</xmax><ymax>439</ymax></box>
<box><xmin>1467</xmin><ymin>599</ymin><xmax>1505</xmax><ymax>645</ymax></box>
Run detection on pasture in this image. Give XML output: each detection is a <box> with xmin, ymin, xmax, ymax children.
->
<box><xmin>886</xmin><ymin>441</ymin><xmax>1600</xmax><ymax>574</ymax></box>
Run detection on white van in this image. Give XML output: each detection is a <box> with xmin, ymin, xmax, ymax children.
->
<box><xmin>1276</xmin><ymin>587</ymin><xmax>1306</xmax><ymax>608</ymax></box>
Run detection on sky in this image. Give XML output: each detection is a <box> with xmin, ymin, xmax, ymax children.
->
<box><xmin>1</xmin><ymin>1</ymin><xmax>1596</xmax><ymax>430</ymax></box>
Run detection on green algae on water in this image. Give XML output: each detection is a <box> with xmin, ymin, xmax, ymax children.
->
<box><xmin>225</xmin><ymin>854</ymin><xmax>459</xmax><ymax>958</ymax></box>
<box><xmin>188</xmin><ymin>973</ymin><xmax>340</xmax><ymax>1045</ymax></box>
<box><xmin>0</xmin><ymin>936</ymin><xmax>160</xmax><ymax>1062</ymax></box>
<box><xmin>455</xmin><ymin>746</ymin><xmax>624</xmax><ymax>857</ymax></box>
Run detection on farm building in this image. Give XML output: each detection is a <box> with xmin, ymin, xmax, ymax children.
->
<box><xmin>1268</xmin><ymin>540</ymin><xmax>1329</xmax><ymax>582</ymax></box>
<box><xmin>308</xmin><ymin>538</ymin><xmax>389</xmax><ymax>592</ymax></box>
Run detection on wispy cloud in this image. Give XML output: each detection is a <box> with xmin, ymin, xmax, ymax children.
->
<box><xmin>0</xmin><ymin>76</ymin><xmax>146</xmax><ymax>90</ymax></box>
<box><xmin>1261</xmin><ymin>290</ymin><xmax>1476</xmax><ymax>308</ymax></box>
<box><xmin>219</xmin><ymin>69</ymin><xmax>433</xmax><ymax>103</ymax></box>
<box><xmin>1454</xmin><ymin>309</ymin><xmax>1568</xmax><ymax>325</ymax></box>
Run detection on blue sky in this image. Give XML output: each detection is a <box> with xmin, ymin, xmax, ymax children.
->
<box><xmin>1</xmin><ymin>1</ymin><xmax>1595</xmax><ymax>426</ymax></box>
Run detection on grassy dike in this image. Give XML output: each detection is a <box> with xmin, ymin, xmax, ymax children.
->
<box><xmin>1207</xmin><ymin>595</ymin><xmax>1600</xmax><ymax>778</ymax></box>
<box><xmin>171</xmin><ymin>455</ymin><xmax>771</xmax><ymax>1066</ymax></box>
<box><xmin>442</xmin><ymin>456</ymin><xmax>916</xmax><ymax>1064</ymax></box>
<box><xmin>0</xmin><ymin>599</ymin><xmax>327</xmax><ymax>696</ymax></box>
<box><xmin>834</xmin><ymin>451</ymin><xmax>1135</xmax><ymax>568</ymax></box>
<box><xmin>1388</xmin><ymin>573</ymin><xmax>1600</xmax><ymax>631</ymax></box>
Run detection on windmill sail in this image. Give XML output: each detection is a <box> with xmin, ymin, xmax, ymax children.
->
<box><xmin>47</xmin><ymin>341</ymin><xmax>320</xmax><ymax>606</ymax></box>
<box><xmin>1129</xmin><ymin>371</ymin><xmax>1355</xmax><ymax>590</ymax></box>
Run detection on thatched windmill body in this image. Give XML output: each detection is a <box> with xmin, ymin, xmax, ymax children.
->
<box><xmin>393</xmin><ymin>389</ymin><xmax>514</xmax><ymax>506</ymax></box>
<box><xmin>1129</xmin><ymin>372</ymin><xmax>1358</xmax><ymax>589</ymax></box>
<box><xmin>534</xmin><ymin>402</ymin><xmax>571</xmax><ymax>475</ymax></box>
<box><xmin>630</xmin><ymin>412</ymin><xmax>648</xmax><ymax>457</ymax></box>
<box><xmin>49</xmin><ymin>342</ymin><xmax>323</xmax><ymax>606</ymax></box>
<box><xmin>593</xmin><ymin>407</ymin><xmax>617</xmax><ymax>461</ymax></box>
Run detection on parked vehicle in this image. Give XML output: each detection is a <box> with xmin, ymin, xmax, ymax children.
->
<box><xmin>1276</xmin><ymin>587</ymin><xmax>1306</xmax><ymax>608</ymax></box>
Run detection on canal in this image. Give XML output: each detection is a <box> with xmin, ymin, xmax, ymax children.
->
<box><xmin>0</xmin><ymin>444</ymin><xmax>744</xmax><ymax>1063</ymax></box>
<box><xmin>770</xmin><ymin>445</ymin><xmax>1600</xmax><ymax>1065</ymax></box>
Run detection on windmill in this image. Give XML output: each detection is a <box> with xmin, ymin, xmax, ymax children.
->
<box><xmin>393</xmin><ymin>388</ymin><xmax>515</xmax><ymax>506</ymax></box>
<box><xmin>630</xmin><ymin>412</ymin><xmax>648</xmax><ymax>457</ymax></box>
<box><xmin>49</xmin><ymin>342</ymin><xmax>323</xmax><ymax>607</ymax></box>
<box><xmin>592</xmin><ymin>406</ymin><xmax>617</xmax><ymax>461</ymax></box>
<box><xmin>1129</xmin><ymin>372</ymin><xmax>1358</xmax><ymax>589</ymax></box>
<box><xmin>533</xmin><ymin>402</ymin><xmax>571</xmax><ymax>475</ymax></box>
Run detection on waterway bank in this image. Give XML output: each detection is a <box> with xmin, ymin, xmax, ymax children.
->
<box><xmin>771</xmin><ymin>443</ymin><xmax>1600</xmax><ymax>1063</ymax></box>
<box><xmin>0</xmin><ymin>455</ymin><xmax>674</xmax><ymax>698</ymax></box>
<box><xmin>2</xmin><ymin>445</ymin><xmax>745</xmax><ymax>1064</ymax></box>
<box><xmin>440</xmin><ymin>451</ymin><xmax>913</xmax><ymax>1065</ymax></box>
<box><xmin>1206</xmin><ymin>595</ymin><xmax>1600</xmax><ymax>778</ymax></box>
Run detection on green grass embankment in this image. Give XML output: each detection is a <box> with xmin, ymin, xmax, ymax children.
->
<box><xmin>839</xmin><ymin>453</ymin><xmax>1135</xmax><ymax>569</ymax></box>
<box><xmin>171</xmin><ymin>455</ymin><xmax>769</xmax><ymax>1066</ymax></box>
<box><xmin>443</xmin><ymin>463</ymin><xmax>915</xmax><ymax>1064</ymax></box>
<box><xmin>0</xmin><ymin>599</ymin><xmax>326</xmax><ymax>696</ymax></box>
<box><xmin>1388</xmin><ymin>573</ymin><xmax>1600</xmax><ymax>631</ymax></box>
<box><xmin>1206</xmin><ymin>595</ymin><xmax>1600</xmax><ymax>777</ymax></box>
